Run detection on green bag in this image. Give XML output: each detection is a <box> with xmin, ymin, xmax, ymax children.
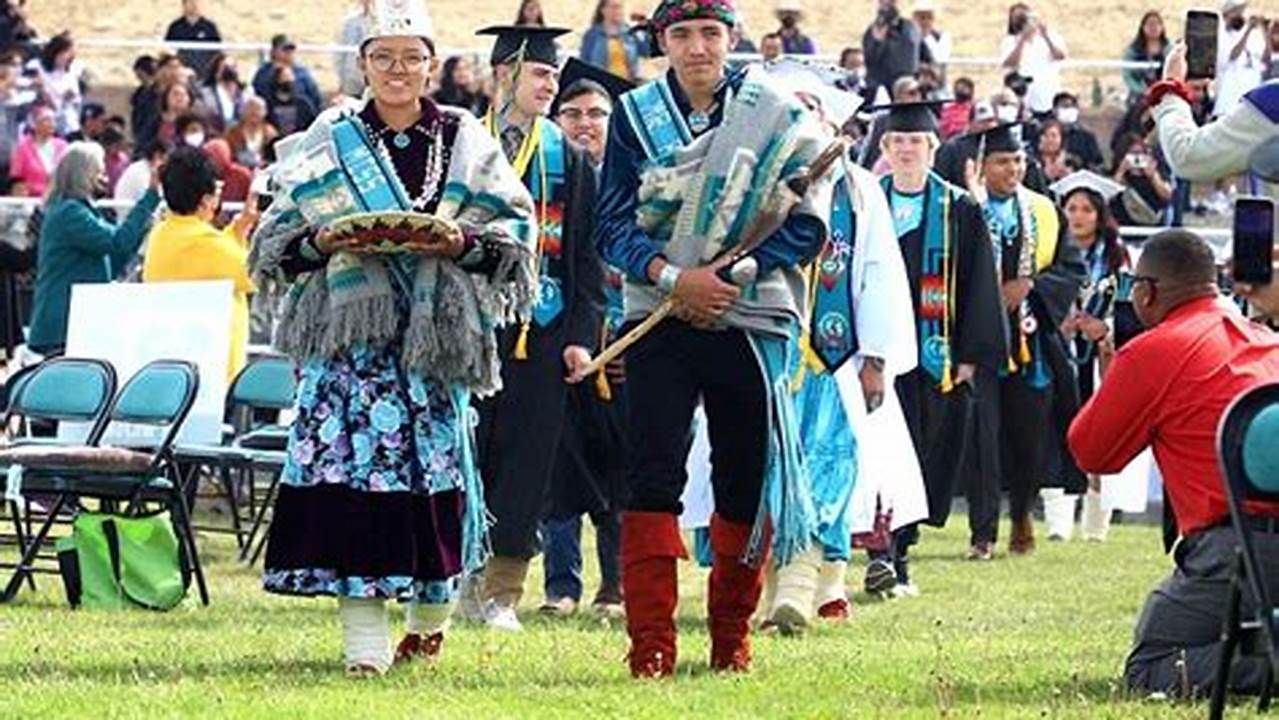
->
<box><xmin>55</xmin><ymin>511</ymin><xmax>190</xmax><ymax>610</ymax></box>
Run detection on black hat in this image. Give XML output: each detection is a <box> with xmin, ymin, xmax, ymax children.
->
<box><xmin>971</xmin><ymin>121</ymin><xmax>1025</xmax><ymax>155</ymax></box>
<box><xmin>476</xmin><ymin>25</ymin><xmax>570</xmax><ymax>67</ymax></box>
<box><xmin>866</xmin><ymin>99</ymin><xmax>944</xmax><ymax>134</ymax></box>
<box><xmin>553</xmin><ymin>57</ymin><xmax>635</xmax><ymax>114</ymax></box>
<box><xmin>1250</xmin><ymin>136</ymin><xmax>1279</xmax><ymax>183</ymax></box>
<box><xmin>271</xmin><ymin>34</ymin><xmax>297</xmax><ymax>51</ymax></box>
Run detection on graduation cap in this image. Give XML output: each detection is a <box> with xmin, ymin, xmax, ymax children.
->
<box><xmin>554</xmin><ymin>57</ymin><xmax>635</xmax><ymax>110</ymax></box>
<box><xmin>476</xmin><ymin>25</ymin><xmax>569</xmax><ymax>67</ymax></box>
<box><xmin>970</xmin><ymin>121</ymin><xmax>1025</xmax><ymax>155</ymax></box>
<box><xmin>865</xmin><ymin>99</ymin><xmax>945</xmax><ymax>134</ymax></box>
<box><xmin>1048</xmin><ymin>170</ymin><xmax>1126</xmax><ymax>203</ymax></box>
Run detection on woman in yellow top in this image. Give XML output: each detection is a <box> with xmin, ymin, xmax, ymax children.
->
<box><xmin>142</xmin><ymin>146</ymin><xmax>259</xmax><ymax>380</ymax></box>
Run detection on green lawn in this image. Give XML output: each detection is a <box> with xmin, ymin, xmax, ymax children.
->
<box><xmin>0</xmin><ymin>517</ymin><xmax>1260</xmax><ymax>719</ymax></box>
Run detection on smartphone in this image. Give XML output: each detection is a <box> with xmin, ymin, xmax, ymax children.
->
<box><xmin>1186</xmin><ymin>10</ymin><xmax>1220</xmax><ymax>80</ymax></box>
<box><xmin>1233</xmin><ymin>196</ymin><xmax>1275</xmax><ymax>285</ymax></box>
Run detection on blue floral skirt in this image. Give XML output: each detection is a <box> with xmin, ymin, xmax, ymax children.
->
<box><xmin>262</xmin><ymin>343</ymin><xmax>482</xmax><ymax>603</ymax></box>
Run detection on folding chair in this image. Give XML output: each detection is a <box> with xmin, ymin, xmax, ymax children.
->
<box><xmin>172</xmin><ymin>354</ymin><xmax>295</xmax><ymax>557</ymax></box>
<box><xmin>0</xmin><ymin>359</ymin><xmax>208</xmax><ymax>605</ymax></box>
<box><xmin>0</xmin><ymin>358</ymin><xmax>117</xmax><ymax>593</ymax></box>
<box><xmin>1211</xmin><ymin>381</ymin><xmax>1279</xmax><ymax>719</ymax></box>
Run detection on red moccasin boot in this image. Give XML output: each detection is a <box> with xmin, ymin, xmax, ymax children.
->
<box><xmin>708</xmin><ymin>513</ymin><xmax>770</xmax><ymax>673</ymax></box>
<box><xmin>621</xmin><ymin>511</ymin><xmax>687</xmax><ymax>678</ymax></box>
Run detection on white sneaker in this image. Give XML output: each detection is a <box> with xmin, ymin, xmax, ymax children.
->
<box><xmin>482</xmin><ymin>601</ymin><xmax>523</xmax><ymax>633</ymax></box>
<box><xmin>890</xmin><ymin>582</ymin><xmax>921</xmax><ymax>599</ymax></box>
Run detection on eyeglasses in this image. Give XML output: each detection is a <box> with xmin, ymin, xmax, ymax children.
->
<box><xmin>366</xmin><ymin>52</ymin><xmax>428</xmax><ymax>73</ymax></box>
<box><xmin>1130</xmin><ymin>274</ymin><xmax>1160</xmax><ymax>287</ymax></box>
<box><xmin>557</xmin><ymin>108</ymin><xmax>610</xmax><ymax>121</ymax></box>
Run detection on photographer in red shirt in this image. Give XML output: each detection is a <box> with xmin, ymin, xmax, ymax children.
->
<box><xmin>1069</xmin><ymin>229</ymin><xmax>1279</xmax><ymax>698</ymax></box>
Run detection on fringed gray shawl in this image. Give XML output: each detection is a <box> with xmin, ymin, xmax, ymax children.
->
<box><xmin>248</xmin><ymin>102</ymin><xmax>538</xmax><ymax>397</ymax></box>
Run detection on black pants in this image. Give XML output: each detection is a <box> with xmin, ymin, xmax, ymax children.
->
<box><xmin>1126</xmin><ymin>524</ymin><xmax>1279</xmax><ymax>697</ymax></box>
<box><xmin>968</xmin><ymin>375</ymin><xmax>1050</xmax><ymax>544</ymax></box>
<box><xmin>623</xmin><ymin>320</ymin><xmax>767</xmax><ymax>526</ymax></box>
<box><xmin>475</xmin><ymin>325</ymin><xmax>569</xmax><ymax>559</ymax></box>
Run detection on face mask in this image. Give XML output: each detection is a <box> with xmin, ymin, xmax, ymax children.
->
<box><xmin>954</xmin><ymin>90</ymin><xmax>973</xmax><ymax>103</ymax></box>
<box><xmin>878</xmin><ymin>7</ymin><xmax>899</xmax><ymax>24</ymax></box>
<box><xmin>1056</xmin><ymin>107</ymin><xmax>1079</xmax><ymax>125</ymax></box>
<box><xmin>277</xmin><ymin>80</ymin><xmax>294</xmax><ymax>95</ymax></box>
<box><xmin>1010</xmin><ymin>15</ymin><xmax>1028</xmax><ymax>34</ymax></box>
<box><xmin>183</xmin><ymin>131</ymin><xmax>205</xmax><ymax>147</ymax></box>
<box><xmin>781</xmin><ymin>15</ymin><xmax>797</xmax><ymax>28</ymax></box>
<box><xmin>996</xmin><ymin>104</ymin><xmax>1019</xmax><ymax>123</ymax></box>
<box><xmin>219</xmin><ymin>66</ymin><xmax>238</xmax><ymax>84</ymax></box>
<box><xmin>1229</xmin><ymin>16</ymin><xmax>1246</xmax><ymax>31</ymax></box>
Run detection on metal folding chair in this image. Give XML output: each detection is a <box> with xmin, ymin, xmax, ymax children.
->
<box><xmin>172</xmin><ymin>354</ymin><xmax>295</xmax><ymax>558</ymax></box>
<box><xmin>0</xmin><ymin>360</ymin><xmax>208</xmax><ymax>605</ymax></box>
<box><xmin>1211</xmin><ymin>381</ymin><xmax>1279</xmax><ymax>718</ymax></box>
<box><xmin>0</xmin><ymin>358</ymin><xmax>117</xmax><ymax>593</ymax></box>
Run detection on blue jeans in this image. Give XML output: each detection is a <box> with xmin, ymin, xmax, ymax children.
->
<box><xmin>542</xmin><ymin>511</ymin><xmax>621</xmax><ymax>602</ymax></box>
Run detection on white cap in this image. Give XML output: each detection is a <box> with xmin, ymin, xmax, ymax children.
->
<box><xmin>1222</xmin><ymin>0</ymin><xmax>1248</xmax><ymax>13</ymax></box>
<box><xmin>761</xmin><ymin>57</ymin><xmax>864</xmax><ymax>127</ymax></box>
<box><xmin>1048</xmin><ymin>170</ymin><xmax>1126</xmax><ymax>203</ymax></box>
<box><xmin>776</xmin><ymin>0</ymin><xmax>803</xmax><ymax>15</ymax></box>
<box><xmin>362</xmin><ymin>0</ymin><xmax>434</xmax><ymax>47</ymax></box>
<box><xmin>913</xmin><ymin>0</ymin><xmax>938</xmax><ymax>14</ymax></box>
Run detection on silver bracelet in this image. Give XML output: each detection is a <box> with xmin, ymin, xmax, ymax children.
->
<box><xmin>657</xmin><ymin>263</ymin><xmax>683</xmax><ymax>293</ymax></box>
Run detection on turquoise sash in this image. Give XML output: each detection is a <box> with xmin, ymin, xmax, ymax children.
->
<box><xmin>619</xmin><ymin>76</ymin><xmax>694</xmax><ymax>162</ymax></box>
<box><xmin>881</xmin><ymin>172</ymin><xmax>952</xmax><ymax>384</ymax></box>
<box><xmin>810</xmin><ymin>175</ymin><xmax>859</xmax><ymax>373</ymax></box>
<box><xmin>529</xmin><ymin>122</ymin><xmax>568</xmax><ymax>327</ymax></box>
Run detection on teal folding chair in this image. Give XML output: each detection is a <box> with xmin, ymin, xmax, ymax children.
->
<box><xmin>173</xmin><ymin>354</ymin><xmax>296</xmax><ymax>557</ymax></box>
<box><xmin>0</xmin><ymin>360</ymin><xmax>207</xmax><ymax>605</ymax></box>
<box><xmin>1211</xmin><ymin>382</ymin><xmax>1279</xmax><ymax>718</ymax></box>
<box><xmin>0</xmin><ymin>358</ymin><xmax>117</xmax><ymax>593</ymax></box>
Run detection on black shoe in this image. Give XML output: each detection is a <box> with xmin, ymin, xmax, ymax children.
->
<box><xmin>863</xmin><ymin>559</ymin><xmax>897</xmax><ymax>596</ymax></box>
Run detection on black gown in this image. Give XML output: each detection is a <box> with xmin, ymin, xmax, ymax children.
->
<box><xmin>890</xmin><ymin>178</ymin><xmax>1007</xmax><ymax>528</ymax></box>
<box><xmin>993</xmin><ymin>200</ymin><xmax>1088</xmax><ymax>506</ymax></box>
<box><xmin>474</xmin><ymin>126</ymin><xmax>605</xmax><ymax>561</ymax></box>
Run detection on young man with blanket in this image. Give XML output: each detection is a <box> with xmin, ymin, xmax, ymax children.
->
<box><xmin>593</xmin><ymin>0</ymin><xmax>833</xmax><ymax>677</ymax></box>
<box><xmin>469</xmin><ymin>25</ymin><xmax>605</xmax><ymax>632</ymax></box>
<box><xmin>964</xmin><ymin>122</ymin><xmax>1086</xmax><ymax>557</ymax></box>
<box><xmin>878</xmin><ymin>101</ymin><xmax>1006</xmax><ymax>580</ymax></box>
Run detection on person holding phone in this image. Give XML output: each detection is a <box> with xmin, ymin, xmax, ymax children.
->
<box><xmin>1216</xmin><ymin>0</ymin><xmax>1267</xmax><ymax>118</ymax></box>
<box><xmin>1146</xmin><ymin>40</ymin><xmax>1279</xmax><ymax>183</ymax></box>
<box><xmin>1068</xmin><ymin>229</ymin><xmax>1279</xmax><ymax>698</ymax></box>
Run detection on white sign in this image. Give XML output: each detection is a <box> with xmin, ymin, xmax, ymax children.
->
<box><xmin>60</xmin><ymin>281</ymin><xmax>232</xmax><ymax>446</ymax></box>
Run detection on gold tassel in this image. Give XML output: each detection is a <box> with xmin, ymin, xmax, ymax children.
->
<box><xmin>940</xmin><ymin>355</ymin><xmax>954</xmax><ymax>394</ymax></box>
<box><xmin>514</xmin><ymin>322</ymin><xmax>531</xmax><ymax>360</ymax></box>
<box><xmin>1019</xmin><ymin>333</ymin><xmax>1031</xmax><ymax>364</ymax></box>
<box><xmin>595</xmin><ymin>367</ymin><xmax>612</xmax><ymax>401</ymax></box>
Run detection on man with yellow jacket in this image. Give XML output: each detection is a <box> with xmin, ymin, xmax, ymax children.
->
<box><xmin>142</xmin><ymin>145</ymin><xmax>258</xmax><ymax>380</ymax></box>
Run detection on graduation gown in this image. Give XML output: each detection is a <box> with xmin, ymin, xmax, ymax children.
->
<box><xmin>474</xmin><ymin>120</ymin><xmax>605</xmax><ymax>559</ymax></box>
<box><xmin>934</xmin><ymin>132</ymin><xmax>1050</xmax><ymax>194</ymax></box>
<box><xmin>835</xmin><ymin>162</ymin><xmax>927</xmax><ymax>536</ymax></box>
<box><xmin>991</xmin><ymin>188</ymin><xmax>1087</xmax><ymax>493</ymax></box>
<box><xmin>547</xmin><ymin>264</ymin><xmax>629</xmax><ymax>520</ymax></box>
<box><xmin>883</xmin><ymin>172</ymin><xmax>1007</xmax><ymax>527</ymax></box>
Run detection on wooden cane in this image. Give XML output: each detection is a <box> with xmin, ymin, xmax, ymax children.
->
<box><xmin>572</xmin><ymin>137</ymin><xmax>848</xmax><ymax>381</ymax></box>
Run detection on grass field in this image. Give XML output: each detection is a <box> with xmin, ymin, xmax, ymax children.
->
<box><xmin>0</xmin><ymin>516</ymin><xmax>1261</xmax><ymax>719</ymax></box>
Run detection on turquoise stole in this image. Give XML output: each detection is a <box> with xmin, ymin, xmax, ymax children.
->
<box><xmin>809</xmin><ymin>174</ymin><xmax>859</xmax><ymax>372</ymax></box>
<box><xmin>619</xmin><ymin>75</ymin><xmax>694</xmax><ymax>162</ymax></box>
<box><xmin>881</xmin><ymin>173</ymin><xmax>952</xmax><ymax>385</ymax></box>
<box><xmin>527</xmin><ymin>122</ymin><xmax>567</xmax><ymax>327</ymax></box>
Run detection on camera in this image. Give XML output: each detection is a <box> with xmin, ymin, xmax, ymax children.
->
<box><xmin>1128</xmin><ymin>153</ymin><xmax>1149</xmax><ymax>170</ymax></box>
